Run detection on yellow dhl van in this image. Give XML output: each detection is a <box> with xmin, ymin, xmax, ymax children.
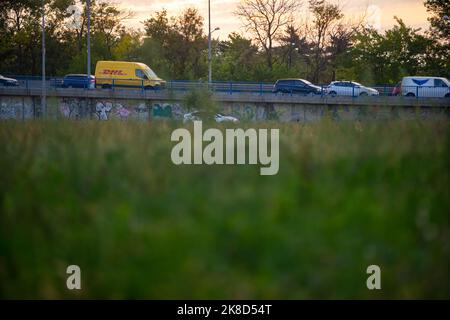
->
<box><xmin>95</xmin><ymin>61</ymin><xmax>165</xmax><ymax>89</ymax></box>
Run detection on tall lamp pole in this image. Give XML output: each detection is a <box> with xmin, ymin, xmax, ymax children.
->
<box><xmin>208</xmin><ymin>27</ymin><xmax>220</xmax><ymax>83</ymax></box>
<box><xmin>208</xmin><ymin>0</ymin><xmax>211</xmax><ymax>84</ymax></box>
<box><xmin>87</xmin><ymin>0</ymin><xmax>91</xmax><ymax>82</ymax></box>
<box><xmin>207</xmin><ymin>2</ymin><xmax>220</xmax><ymax>84</ymax></box>
<box><xmin>41</xmin><ymin>0</ymin><xmax>46</xmax><ymax>117</ymax></box>
<box><xmin>208</xmin><ymin>0</ymin><xmax>220</xmax><ymax>84</ymax></box>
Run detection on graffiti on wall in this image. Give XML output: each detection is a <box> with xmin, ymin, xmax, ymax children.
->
<box><xmin>1</xmin><ymin>95</ymin><xmax>448</xmax><ymax>122</ymax></box>
<box><xmin>0</xmin><ymin>102</ymin><xmax>16</xmax><ymax>119</ymax></box>
<box><xmin>226</xmin><ymin>103</ymin><xmax>283</xmax><ymax>121</ymax></box>
<box><xmin>94</xmin><ymin>101</ymin><xmax>152</xmax><ymax>120</ymax></box>
<box><xmin>152</xmin><ymin>103</ymin><xmax>172</xmax><ymax>118</ymax></box>
<box><xmin>60</xmin><ymin>98</ymin><xmax>82</xmax><ymax>119</ymax></box>
<box><xmin>115</xmin><ymin>104</ymin><xmax>132</xmax><ymax>119</ymax></box>
<box><xmin>152</xmin><ymin>103</ymin><xmax>184</xmax><ymax>119</ymax></box>
<box><xmin>94</xmin><ymin>101</ymin><xmax>113</xmax><ymax>120</ymax></box>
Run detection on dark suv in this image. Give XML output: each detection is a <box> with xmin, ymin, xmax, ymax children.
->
<box><xmin>273</xmin><ymin>79</ymin><xmax>322</xmax><ymax>95</ymax></box>
<box><xmin>62</xmin><ymin>74</ymin><xmax>95</xmax><ymax>89</ymax></box>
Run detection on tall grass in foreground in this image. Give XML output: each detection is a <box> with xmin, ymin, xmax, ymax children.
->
<box><xmin>0</xmin><ymin>120</ymin><xmax>449</xmax><ymax>299</ymax></box>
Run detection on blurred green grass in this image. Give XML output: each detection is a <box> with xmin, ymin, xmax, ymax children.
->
<box><xmin>0</xmin><ymin>120</ymin><xmax>449</xmax><ymax>299</ymax></box>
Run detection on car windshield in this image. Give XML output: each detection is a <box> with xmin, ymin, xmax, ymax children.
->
<box><xmin>144</xmin><ymin>67</ymin><xmax>158</xmax><ymax>79</ymax></box>
<box><xmin>352</xmin><ymin>82</ymin><xmax>362</xmax><ymax>86</ymax></box>
<box><xmin>302</xmin><ymin>80</ymin><xmax>312</xmax><ymax>85</ymax></box>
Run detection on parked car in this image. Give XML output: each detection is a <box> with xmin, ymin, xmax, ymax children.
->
<box><xmin>325</xmin><ymin>81</ymin><xmax>379</xmax><ymax>97</ymax></box>
<box><xmin>401</xmin><ymin>76</ymin><xmax>450</xmax><ymax>98</ymax></box>
<box><xmin>62</xmin><ymin>74</ymin><xmax>95</xmax><ymax>89</ymax></box>
<box><xmin>391</xmin><ymin>81</ymin><xmax>401</xmax><ymax>96</ymax></box>
<box><xmin>183</xmin><ymin>111</ymin><xmax>239</xmax><ymax>123</ymax></box>
<box><xmin>273</xmin><ymin>79</ymin><xmax>322</xmax><ymax>95</ymax></box>
<box><xmin>95</xmin><ymin>61</ymin><xmax>165</xmax><ymax>90</ymax></box>
<box><xmin>0</xmin><ymin>75</ymin><xmax>19</xmax><ymax>86</ymax></box>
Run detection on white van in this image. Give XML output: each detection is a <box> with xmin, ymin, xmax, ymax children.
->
<box><xmin>401</xmin><ymin>76</ymin><xmax>450</xmax><ymax>98</ymax></box>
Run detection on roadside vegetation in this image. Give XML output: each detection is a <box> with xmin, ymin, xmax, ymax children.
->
<box><xmin>0</xmin><ymin>120</ymin><xmax>449</xmax><ymax>299</ymax></box>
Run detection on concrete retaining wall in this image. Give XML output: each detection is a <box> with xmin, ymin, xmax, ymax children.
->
<box><xmin>0</xmin><ymin>94</ymin><xmax>449</xmax><ymax>122</ymax></box>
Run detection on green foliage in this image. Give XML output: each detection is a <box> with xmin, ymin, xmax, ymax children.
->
<box><xmin>143</xmin><ymin>8</ymin><xmax>207</xmax><ymax>80</ymax></box>
<box><xmin>344</xmin><ymin>17</ymin><xmax>446</xmax><ymax>84</ymax></box>
<box><xmin>182</xmin><ymin>85</ymin><xmax>218</xmax><ymax>112</ymax></box>
<box><xmin>0</xmin><ymin>121</ymin><xmax>449</xmax><ymax>299</ymax></box>
<box><xmin>0</xmin><ymin>0</ymin><xmax>448</xmax><ymax>83</ymax></box>
<box><xmin>424</xmin><ymin>0</ymin><xmax>450</xmax><ymax>44</ymax></box>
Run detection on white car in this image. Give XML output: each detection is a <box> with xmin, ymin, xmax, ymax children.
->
<box><xmin>183</xmin><ymin>111</ymin><xmax>239</xmax><ymax>123</ymax></box>
<box><xmin>401</xmin><ymin>76</ymin><xmax>450</xmax><ymax>98</ymax></box>
<box><xmin>0</xmin><ymin>74</ymin><xmax>19</xmax><ymax>86</ymax></box>
<box><xmin>325</xmin><ymin>81</ymin><xmax>379</xmax><ymax>97</ymax></box>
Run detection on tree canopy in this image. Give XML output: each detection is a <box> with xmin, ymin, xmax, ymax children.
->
<box><xmin>0</xmin><ymin>0</ymin><xmax>448</xmax><ymax>84</ymax></box>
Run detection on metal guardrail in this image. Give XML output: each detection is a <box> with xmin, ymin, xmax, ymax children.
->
<box><xmin>3</xmin><ymin>86</ymin><xmax>450</xmax><ymax>108</ymax></box>
<box><xmin>2</xmin><ymin>75</ymin><xmax>450</xmax><ymax>99</ymax></box>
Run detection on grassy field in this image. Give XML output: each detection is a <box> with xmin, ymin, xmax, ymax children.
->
<box><xmin>0</xmin><ymin>120</ymin><xmax>449</xmax><ymax>299</ymax></box>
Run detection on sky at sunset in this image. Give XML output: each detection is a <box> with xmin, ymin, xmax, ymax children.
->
<box><xmin>116</xmin><ymin>0</ymin><xmax>431</xmax><ymax>38</ymax></box>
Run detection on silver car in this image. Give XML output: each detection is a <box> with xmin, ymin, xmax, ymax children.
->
<box><xmin>325</xmin><ymin>81</ymin><xmax>379</xmax><ymax>97</ymax></box>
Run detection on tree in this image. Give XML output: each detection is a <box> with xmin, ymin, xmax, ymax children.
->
<box><xmin>424</xmin><ymin>0</ymin><xmax>450</xmax><ymax>78</ymax></box>
<box><xmin>424</xmin><ymin>0</ymin><xmax>450</xmax><ymax>44</ymax></box>
<box><xmin>143</xmin><ymin>8</ymin><xmax>207</xmax><ymax>80</ymax></box>
<box><xmin>91</xmin><ymin>0</ymin><xmax>132</xmax><ymax>59</ymax></box>
<box><xmin>173</xmin><ymin>8</ymin><xmax>206</xmax><ymax>79</ymax></box>
<box><xmin>327</xmin><ymin>22</ymin><xmax>361</xmax><ymax>81</ymax></box>
<box><xmin>113</xmin><ymin>29</ymin><xmax>142</xmax><ymax>61</ymax></box>
<box><xmin>143</xmin><ymin>9</ymin><xmax>170</xmax><ymax>45</ymax></box>
<box><xmin>215</xmin><ymin>33</ymin><xmax>259</xmax><ymax>81</ymax></box>
<box><xmin>307</xmin><ymin>0</ymin><xmax>343</xmax><ymax>82</ymax></box>
<box><xmin>0</xmin><ymin>0</ymin><xmax>44</xmax><ymax>74</ymax></box>
<box><xmin>279</xmin><ymin>25</ymin><xmax>300</xmax><ymax>70</ymax></box>
<box><xmin>235</xmin><ymin>0</ymin><xmax>301</xmax><ymax>71</ymax></box>
<box><xmin>0</xmin><ymin>0</ymin><xmax>133</xmax><ymax>76</ymax></box>
<box><xmin>347</xmin><ymin>18</ymin><xmax>438</xmax><ymax>84</ymax></box>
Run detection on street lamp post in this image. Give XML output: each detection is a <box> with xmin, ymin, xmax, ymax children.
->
<box><xmin>208</xmin><ymin>27</ymin><xmax>220</xmax><ymax>84</ymax></box>
<box><xmin>87</xmin><ymin>0</ymin><xmax>91</xmax><ymax>83</ymax></box>
<box><xmin>41</xmin><ymin>0</ymin><xmax>46</xmax><ymax>117</ymax></box>
<box><xmin>207</xmin><ymin>1</ymin><xmax>219</xmax><ymax>84</ymax></box>
<box><xmin>208</xmin><ymin>0</ymin><xmax>211</xmax><ymax>84</ymax></box>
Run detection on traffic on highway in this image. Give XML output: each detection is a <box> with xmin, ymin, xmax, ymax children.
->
<box><xmin>2</xmin><ymin>60</ymin><xmax>450</xmax><ymax>99</ymax></box>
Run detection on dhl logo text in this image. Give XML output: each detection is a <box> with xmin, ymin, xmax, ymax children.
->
<box><xmin>101</xmin><ymin>69</ymin><xmax>126</xmax><ymax>75</ymax></box>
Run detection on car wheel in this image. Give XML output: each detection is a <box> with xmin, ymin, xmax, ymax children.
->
<box><xmin>406</xmin><ymin>92</ymin><xmax>415</xmax><ymax>97</ymax></box>
<box><xmin>445</xmin><ymin>93</ymin><xmax>450</xmax><ymax>98</ymax></box>
<box><xmin>329</xmin><ymin>91</ymin><xmax>337</xmax><ymax>97</ymax></box>
<box><xmin>360</xmin><ymin>92</ymin><xmax>368</xmax><ymax>96</ymax></box>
